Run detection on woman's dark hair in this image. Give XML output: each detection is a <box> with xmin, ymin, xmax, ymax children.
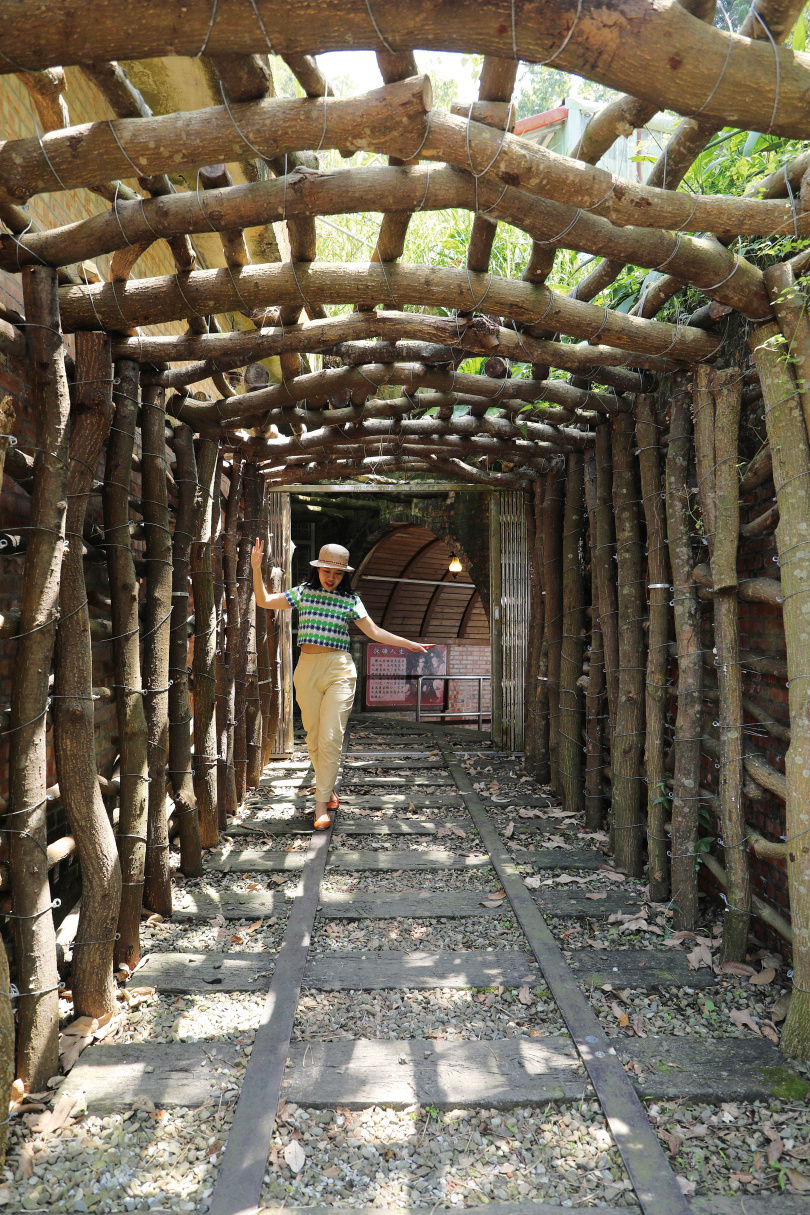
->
<box><xmin>305</xmin><ymin>567</ymin><xmax>354</xmax><ymax>596</ymax></box>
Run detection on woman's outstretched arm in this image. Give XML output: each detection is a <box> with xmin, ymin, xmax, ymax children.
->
<box><xmin>356</xmin><ymin>615</ymin><xmax>435</xmax><ymax>654</ymax></box>
<box><xmin>250</xmin><ymin>539</ymin><xmax>293</xmax><ymax>610</ymax></box>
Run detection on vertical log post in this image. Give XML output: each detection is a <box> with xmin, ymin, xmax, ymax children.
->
<box><xmin>665</xmin><ymin>374</ymin><xmax>702</xmax><ymax>929</ymax></box>
<box><xmin>711</xmin><ymin>367</ymin><xmax>749</xmax><ymax>962</ymax></box>
<box><xmin>635</xmin><ymin>394</ymin><xmax>671</xmax><ymax>901</ymax></box>
<box><xmin>8</xmin><ymin>266</ymin><xmax>68</xmax><ymax>1088</ymax></box>
<box><xmin>583</xmin><ymin>453</ymin><xmax>605</xmax><ymax>829</ymax></box>
<box><xmin>263</xmin><ymin>510</ymin><xmax>282</xmax><ymax>764</ymax></box>
<box><xmin>167</xmin><ymin>420</ymin><xmax>201</xmax><ymax>877</ymax></box>
<box><xmin>218</xmin><ymin>455</ymin><xmax>242</xmax><ymax>820</ymax></box>
<box><xmin>542</xmin><ymin>461</ymin><xmax>565</xmax><ymax>794</ymax></box>
<box><xmin>594</xmin><ymin>423</ymin><xmax>619</xmax><ymax>720</ymax></box>
<box><xmin>532</xmin><ymin>477</ymin><xmax>550</xmax><ymax>784</ymax></box>
<box><xmin>523</xmin><ymin>481</ymin><xmax>544</xmax><ymax>777</ymax></box>
<box><xmin>54</xmin><ymin>330</ymin><xmax>120</xmax><ymax>1017</ymax></box>
<box><xmin>0</xmin><ymin>937</ymin><xmax>13</xmax><ymax>1165</ymax></box>
<box><xmin>558</xmin><ymin>453</ymin><xmax>585</xmax><ymax>816</ymax></box>
<box><xmin>141</xmin><ymin>385</ymin><xmax>172</xmax><ymax>918</ymax></box>
<box><xmin>213</xmin><ymin>457</ymin><xmax>226</xmax><ymax>829</ymax></box>
<box><xmin>750</xmin><ymin>320</ymin><xmax>810</xmax><ymax>1058</ymax></box>
<box><xmin>256</xmin><ymin>478</ymin><xmax>272</xmax><ymax>768</ymax></box>
<box><xmin>610</xmin><ymin>407</ymin><xmax>645</xmax><ymax>876</ymax></box>
<box><xmin>191</xmin><ymin>438</ymin><xmax>220</xmax><ymax>847</ymax></box>
<box><xmin>246</xmin><ymin>477</ymin><xmax>268</xmax><ymax>788</ymax></box>
<box><xmin>235</xmin><ymin>461</ymin><xmax>261</xmax><ymax>802</ymax></box>
<box><xmin>106</xmin><ymin>360</ymin><xmax>148</xmax><ymax>969</ymax></box>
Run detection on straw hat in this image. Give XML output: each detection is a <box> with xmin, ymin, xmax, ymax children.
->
<box><xmin>310</xmin><ymin>543</ymin><xmax>354</xmax><ymax>572</ymax></box>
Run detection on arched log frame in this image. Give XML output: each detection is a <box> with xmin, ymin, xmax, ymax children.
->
<box><xmin>0</xmin><ymin>0</ymin><xmax>809</xmax><ymax>1113</ymax></box>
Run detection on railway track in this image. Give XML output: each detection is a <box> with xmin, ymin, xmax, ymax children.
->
<box><xmin>56</xmin><ymin>714</ymin><xmax>805</xmax><ymax>1215</ymax></box>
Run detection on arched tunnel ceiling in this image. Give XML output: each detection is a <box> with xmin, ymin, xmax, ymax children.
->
<box><xmin>354</xmin><ymin>526</ymin><xmax>489</xmax><ymax>641</ymax></box>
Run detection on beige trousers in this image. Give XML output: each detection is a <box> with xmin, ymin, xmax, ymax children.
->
<box><xmin>293</xmin><ymin>651</ymin><xmax>356</xmax><ymax>801</ymax></box>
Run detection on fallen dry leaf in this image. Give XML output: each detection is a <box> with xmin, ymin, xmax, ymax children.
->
<box><xmin>729</xmin><ymin>1008</ymin><xmax>761</xmax><ymax>1035</ymax></box>
<box><xmin>677</xmin><ymin>1177</ymin><xmax>696</xmax><ymax>1197</ymax></box>
<box><xmin>686</xmin><ymin>944</ymin><xmax>713</xmax><ymax>971</ymax></box>
<box><xmin>10</xmin><ymin>1079</ymin><xmax>24</xmax><ymax>1105</ymax></box>
<box><xmin>585</xmin><ymin>891</ymin><xmax>607</xmax><ymax>900</ymax></box>
<box><xmin>720</xmin><ymin>961</ymin><xmax>755</xmax><ymax>977</ymax></box>
<box><xmin>632</xmin><ymin>1015</ymin><xmax>648</xmax><ymax>1038</ymax></box>
<box><xmin>523</xmin><ymin>875</ymin><xmax>543</xmax><ymax>889</ymax></box>
<box><xmin>771</xmin><ymin>991</ymin><xmax>792</xmax><ymax>1023</ymax></box>
<box><xmin>543</xmin><ymin>835</ymin><xmax>571</xmax><ymax>850</ymax></box>
<box><xmin>767</xmin><ymin>1135</ymin><xmax>784</xmax><ymax>1165</ymax></box>
<box><xmin>480</xmin><ymin>898</ymin><xmax>505</xmax><ymax>909</ymax></box>
<box><xmin>284</xmin><ymin>1140</ymin><xmax>307</xmax><ymax>1174</ymax></box>
<box><xmin>19</xmin><ymin>1146</ymin><xmax>34</xmax><ymax>1179</ymax></box>
<box><xmin>750</xmin><ymin>967</ymin><xmax>776</xmax><ymax>986</ymax></box>
<box><xmin>0</xmin><ymin>1182</ymin><xmax>10</xmax><ymax>1206</ymax></box>
<box><xmin>145</xmin><ymin>913</ymin><xmax>163</xmax><ymax>925</ymax></box>
<box><xmin>450</xmin><ymin>826</ymin><xmax>466</xmax><ymax>839</ymax></box>
<box><xmin>761</xmin><ymin>1022</ymin><xmax>780</xmax><ymax>1045</ymax></box>
<box><xmin>517</xmin><ymin>986</ymin><xmax>533</xmax><ymax>1006</ymax></box>
<box><xmin>503</xmin><ymin>822</ymin><xmax>515</xmax><ymax>839</ymax></box>
<box><xmin>786</xmin><ymin>1169</ymin><xmax>810</xmax><ymax>1193</ymax></box>
<box><xmin>660</xmin><ymin>1130</ymin><xmax>682</xmax><ymax>1156</ymax></box>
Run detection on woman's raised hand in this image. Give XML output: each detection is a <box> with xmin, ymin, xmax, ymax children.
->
<box><xmin>408</xmin><ymin>642</ymin><xmax>436</xmax><ymax>654</ymax></box>
<box><xmin>250</xmin><ymin>537</ymin><xmax>265</xmax><ymax>570</ymax></box>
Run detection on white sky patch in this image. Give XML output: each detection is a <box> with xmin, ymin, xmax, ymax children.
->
<box><xmin>316</xmin><ymin>49</ymin><xmax>480</xmax><ymax>105</ymax></box>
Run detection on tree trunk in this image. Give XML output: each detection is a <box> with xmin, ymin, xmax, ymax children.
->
<box><xmin>750</xmin><ymin>320</ymin><xmax>810</xmax><ymax>1060</ymax></box>
<box><xmin>245</xmin><ymin>593</ymin><xmax>262</xmax><ymax>788</ymax></box>
<box><xmin>523</xmin><ymin>482</ymin><xmax>543</xmax><ymax>776</ymax></box>
<box><xmin>54</xmin><ymin>330</ymin><xmax>120</xmax><ymax>1017</ymax></box>
<box><xmin>8</xmin><ymin>266</ymin><xmax>67</xmax><ymax>1088</ymax></box>
<box><xmin>234</xmin><ymin>461</ymin><xmax>262</xmax><ymax>803</ymax></box>
<box><xmin>263</xmin><ymin>513</ymin><xmax>282</xmax><ymax>763</ymax></box>
<box><xmin>141</xmin><ymin>385</ymin><xmax>172</xmax><ymax>917</ymax></box>
<box><xmin>256</xmin><ymin>479</ymin><xmax>272</xmax><ymax>769</ymax></box>
<box><xmin>0</xmin><ymin>937</ymin><xmax>14</xmax><ymax>1165</ymax></box>
<box><xmin>105</xmin><ymin>359</ymin><xmax>149</xmax><ymax>969</ymax></box>
<box><xmin>213</xmin><ymin>458</ymin><xmax>226</xmax><ymax>830</ymax></box>
<box><xmin>531</xmin><ymin>478</ymin><xmax>550</xmax><ymax>784</ymax></box>
<box><xmin>542</xmin><ymin>461</ymin><xmax>565</xmax><ymax>796</ymax></box>
<box><xmin>558</xmin><ymin>453</ymin><xmax>585</xmax><ymax>817</ymax></box>
<box><xmin>594</xmin><ymin>423</ymin><xmax>619</xmax><ymax>720</ymax></box>
<box><xmin>711</xmin><ymin>367</ymin><xmax>749</xmax><ymax>963</ymax></box>
<box><xmin>218</xmin><ymin>455</ymin><xmax>242</xmax><ymax>823</ymax></box>
<box><xmin>665</xmin><ymin>374</ymin><xmax>702</xmax><ymax>930</ymax></box>
<box><xmin>634</xmin><ymin>393</ymin><xmax>670</xmax><ymax>901</ymax></box>
<box><xmin>167</xmin><ymin>420</ymin><xmax>201</xmax><ymax>877</ymax></box>
<box><xmin>610</xmin><ymin>408</ymin><xmax>645</xmax><ymax>876</ymax></box>
<box><xmin>583</xmin><ymin>452</ymin><xmax>605</xmax><ymax>830</ymax></box>
<box><xmin>191</xmin><ymin>438</ymin><xmax>220</xmax><ymax>848</ymax></box>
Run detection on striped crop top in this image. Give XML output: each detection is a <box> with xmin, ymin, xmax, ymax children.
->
<box><xmin>284</xmin><ymin>584</ymin><xmax>368</xmax><ymax>652</ymax></box>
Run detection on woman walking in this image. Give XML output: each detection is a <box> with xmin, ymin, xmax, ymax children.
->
<box><xmin>251</xmin><ymin>541</ymin><xmax>434</xmax><ymax>829</ymax></box>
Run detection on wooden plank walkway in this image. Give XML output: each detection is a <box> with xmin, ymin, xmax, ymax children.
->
<box><xmin>57</xmin><ymin>717</ymin><xmax>805</xmax><ymax>1215</ymax></box>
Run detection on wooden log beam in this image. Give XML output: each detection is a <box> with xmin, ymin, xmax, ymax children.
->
<box><xmin>118</xmin><ymin>312</ymin><xmax>658</xmax><ymax>393</ymax></box>
<box><xmin>4</xmin><ymin>2</ymin><xmax>810</xmax><ymax>139</ymax></box>
<box><xmin>594</xmin><ymin>424</ymin><xmax>619</xmax><ymax>721</ymax></box>
<box><xmin>12</xmin><ymin>164</ymin><xmax>769</xmax><ymax>319</ymax></box>
<box><xmin>0</xmin><ymin>77</ymin><xmax>431</xmax><ymax>202</ymax></box>
<box><xmin>691</xmin><ymin>562</ymin><xmax>782</xmax><ymax>606</ymax></box>
<box><xmin>59</xmin><ymin>263</ymin><xmax>718</xmax><ymax>363</ymax></box>
<box><xmin>172</xmin><ymin>362</ymin><xmax>609</xmax><ymax>432</ymax></box>
<box><xmin>9</xmin><ymin>266</ymin><xmax>67</xmax><ymax>1089</ymax></box>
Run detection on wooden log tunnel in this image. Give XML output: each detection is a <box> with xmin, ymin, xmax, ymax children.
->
<box><xmin>1</xmin><ymin>0</ymin><xmax>810</xmax><ymax>1136</ymax></box>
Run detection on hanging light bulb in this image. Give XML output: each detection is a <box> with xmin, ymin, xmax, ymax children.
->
<box><xmin>448</xmin><ymin>553</ymin><xmax>462</xmax><ymax>578</ymax></box>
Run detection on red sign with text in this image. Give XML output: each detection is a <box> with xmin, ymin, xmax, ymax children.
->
<box><xmin>365</xmin><ymin>643</ymin><xmax>447</xmax><ymax>708</ymax></box>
